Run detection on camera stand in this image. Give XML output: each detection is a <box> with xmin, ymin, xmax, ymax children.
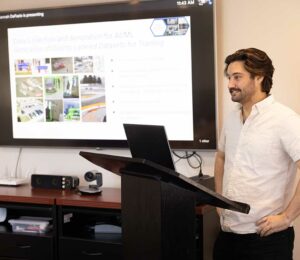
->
<box><xmin>78</xmin><ymin>185</ymin><xmax>102</xmax><ymax>194</ymax></box>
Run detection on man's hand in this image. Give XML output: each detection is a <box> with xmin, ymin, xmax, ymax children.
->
<box><xmin>216</xmin><ymin>207</ymin><xmax>223</xmax><ymax>217</ymax></box>
<box><xmin>256</xmin><ymin>213</ymin><xmax>291</xmax><ymax>237</ymax></box>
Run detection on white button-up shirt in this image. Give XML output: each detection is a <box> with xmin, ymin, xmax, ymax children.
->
<box><xmin>219</xmin><ymin>95</ymin><xmax>300</xmax><ymax>234</ymax></box>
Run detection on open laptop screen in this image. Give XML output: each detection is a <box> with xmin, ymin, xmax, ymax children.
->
<box><xmin>123</xmin><ymin>123</ymin><xmax>175</xmax><ymax>171</ymax></box>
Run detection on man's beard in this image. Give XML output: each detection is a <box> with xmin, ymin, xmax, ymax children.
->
<box><xmin>229</xmin><ymin>88</ymin><xmax>242</xmax><ymax>102</ymax></box>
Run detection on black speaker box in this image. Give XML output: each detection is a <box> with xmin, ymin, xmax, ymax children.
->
<box><xmin>31</xmin><ymin>174</ymin><xmax>79</xmax><ymax>190</ymax></box>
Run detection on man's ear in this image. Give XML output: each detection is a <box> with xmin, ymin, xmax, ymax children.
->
<box><xmin>255</xmin><ymin>75</ymin><xmax>264</xmax><ymax>85</ymax></box>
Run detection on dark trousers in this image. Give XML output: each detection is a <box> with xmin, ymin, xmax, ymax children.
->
<box><xmin>213</xmin><ymin>227</ymin><xmax>294</xmax><ymax>260</ymax></box>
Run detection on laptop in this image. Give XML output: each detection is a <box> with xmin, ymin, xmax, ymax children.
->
<box><xmin>123</xmin><ymin>123</ymin><xmax>176</xmax><ymax>171</ymax></box>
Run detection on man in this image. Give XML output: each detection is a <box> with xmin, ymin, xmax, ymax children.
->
<box><xmin>213</xmin><ymin>48</ymin><xmax>300</xmax><ymax>260</ymax></box>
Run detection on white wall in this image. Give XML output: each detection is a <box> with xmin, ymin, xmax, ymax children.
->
<box><xmin>0</xmin><ymin>0</ymin><xmax>300</xmax><ymax>258</ymax></box>
<box><xmin>216</xmin><ymin>0</ymin><xmax>300</xmax><ymax>119</ymax></box>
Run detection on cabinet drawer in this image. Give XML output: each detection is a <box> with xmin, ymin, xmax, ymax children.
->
<box><xmin>0</xmin><ymin>233</ymin><xmax>54</xmax><ymax>260</ymax></box>
<box><xmin>60</xmin><ymin>238</ymin><xmax>122</xmax><ymax>260</ymax></box>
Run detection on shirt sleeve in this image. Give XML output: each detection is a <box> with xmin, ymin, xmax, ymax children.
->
<box><xmin>280</xmin><ymin>113</ymin><xmax>300</xmax><ymax>162</ymax></box>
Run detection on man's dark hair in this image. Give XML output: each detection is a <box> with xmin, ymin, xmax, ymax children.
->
<box><xmin>225</xmin><ymin>48</ymin><xmax>275</xmax><ymax>94</ymax></box>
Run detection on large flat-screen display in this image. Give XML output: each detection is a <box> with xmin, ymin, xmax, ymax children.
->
<box><xmin>0</xmin><ymin>0</ymin><xmax>216</xmax><ymax>150</ymax></box>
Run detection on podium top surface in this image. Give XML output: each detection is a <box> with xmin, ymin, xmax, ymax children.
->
<box><xmin>80</xmin><ymin>151</ymin><xmax>250</xmax><ymax>214</ymax></box>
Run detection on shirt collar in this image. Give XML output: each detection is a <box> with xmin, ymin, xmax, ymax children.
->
<box><xmin>235</xmin><ymin>95</ymin><xmax>274</xmax><ymax>112</ymax></box>
<box><xmin>252</xmin><ymin>94</ymin><xmax>274</xmax><ymax>113</ymax></box>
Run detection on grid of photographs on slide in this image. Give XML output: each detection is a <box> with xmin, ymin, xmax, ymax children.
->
<box><xmin>14</xmin><ymin>56</ymin><xmax>106</xmax><ymax>123</ymax></box>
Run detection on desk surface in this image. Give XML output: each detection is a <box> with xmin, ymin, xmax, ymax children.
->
<box><xmin>0</xmin><ymin>184</ymin><xmax>212</xmax><ymax>214</ymax></box>
<box><xmin>0</xmin><ymin>184</ymin><xmax>120</xmax><ymax>208</ymax></box>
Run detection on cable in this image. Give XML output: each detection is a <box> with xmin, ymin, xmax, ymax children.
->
<box><xmin>172</xmin><ymin>151</ymin><xmax>203</xmax><ymax>177</ymax></box>
<box><xmin>13</xmin><ymin>147</ymin><xmax>23</xmax><ymax>178</ymax></box>
<box><xmin>172</xmin><ymin>150</ymin><xmax>195</xmax><ymax>160</ymax></box>
<box><xmin>193</xmin><ymin>152</ymin><xmax>204</xmax><ymax>177</ymax></box>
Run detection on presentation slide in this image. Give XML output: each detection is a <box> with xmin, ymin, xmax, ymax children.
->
<box><xmin>8</xmin><ymin>16</ymin><xmax>193</xmax><ymax>140</ymax></box>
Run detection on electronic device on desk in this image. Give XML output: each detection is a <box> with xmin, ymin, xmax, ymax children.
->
<box><xmin>31</xmin><ymin>174</ymin><xmax>79</xmax><ymax>190</ymax></box>
<box><xmin>0</xmin><ymin>177</ymin><xmax>28</xmax><ymax>186</ymax></box>
<box><xmin>123</xmin><ymin>123</ymin><xmax>176</xmax><ymax>171</ymax></box>
<box><xmin>78</xmin><ymin>170</ymin><xmax>103</xmax><ymax>195</ymax></box>
<box><xmin>124</xmin><ymin>123</ymin><xmax>216</xmax><ymax>190</ymax></box>
<box><xmin>190</xmin><ymin>174</ymin><xmax>215</xmax><ymax>191</ymax></box>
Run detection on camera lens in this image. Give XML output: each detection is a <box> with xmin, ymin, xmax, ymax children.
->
<box><xmin>84</xmin><ymin>171</ymin><xmax>96</xmax><ymax>181</ymax></box>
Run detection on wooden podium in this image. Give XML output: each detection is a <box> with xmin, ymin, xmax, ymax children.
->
<box><xmin>80</xmin><ymin>151</ymin><xmax>250</xmax><ymax>260</ymax></box>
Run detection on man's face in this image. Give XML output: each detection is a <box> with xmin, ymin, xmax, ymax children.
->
<box><xmin>225</xmin><ymin>61</ymin><xmax>259</xmax><ymax>105</ymax></box>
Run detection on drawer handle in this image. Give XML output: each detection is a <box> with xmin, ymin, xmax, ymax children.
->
<box><xmin>82</xmin><ymin>251</ymin><xmax>103</xmax><ymax>256</ymax></box>
<box><xmin>18</xmin><ymin>245</ymin><xmax>32</xmax><ymax>249</ymax></box>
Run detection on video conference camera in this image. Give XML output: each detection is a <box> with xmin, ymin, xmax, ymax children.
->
<box><xmin>78</xmin><ymin>170</ymin><xmax>103</xmax><ymax>194</ymax></box>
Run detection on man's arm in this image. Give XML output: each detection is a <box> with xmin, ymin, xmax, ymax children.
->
<box><xmin>256</xmin><ymin>160</ymin><xmax>300</xmax><ymax>236</ymax></box>
<box><xmin>214</xmin><ymin>150</ymin><xmax>225</xmax><ymax>194</ymax></box>
<box><xmin>214</xmin><ymin>150</ymin><xmax>225</xmax><ymax>215</ymax></box>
